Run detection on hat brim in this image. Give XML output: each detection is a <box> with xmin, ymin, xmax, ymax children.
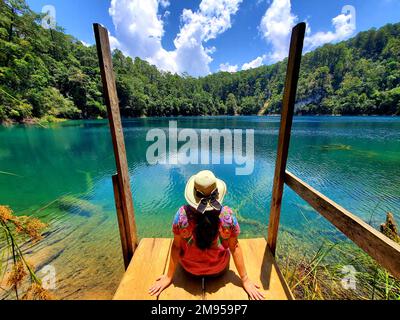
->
<box><xmin>184</xmin><ymin>175</ymin><xmax>227</xmax><ymax>212</ymax></box>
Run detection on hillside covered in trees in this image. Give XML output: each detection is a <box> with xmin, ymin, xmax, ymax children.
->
<box><xmin>1</xmin><ymin>0</ymin><xmax>400</xmax><ymax>123</ymax></box>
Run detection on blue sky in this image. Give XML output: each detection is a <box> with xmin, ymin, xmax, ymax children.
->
<box><xmin>27</xmin><ymin>0</ymin><xmax>400</xmax><ymax>76</ymax></box>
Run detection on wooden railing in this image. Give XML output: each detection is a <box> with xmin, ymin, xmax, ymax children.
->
<box><xmin>267</xmin><ymin>23</ymin><xmax>400</xmax><ymax>279</ymax></box>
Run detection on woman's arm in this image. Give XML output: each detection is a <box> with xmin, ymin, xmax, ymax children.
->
<box><xmin>149</xmin><ymin>235</ymin><xmax>181</xmax><ymax>297</ymax></box>
<box><xmin>228</xmin><ymin>237</ymin><xmax>265</xmax><ymax>300</ymax></box>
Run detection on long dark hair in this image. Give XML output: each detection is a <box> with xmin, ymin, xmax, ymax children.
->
<box><xmin>193</xmin><ymin>208</ymin><xmax>221</xmax><ymax>250</ymax></box>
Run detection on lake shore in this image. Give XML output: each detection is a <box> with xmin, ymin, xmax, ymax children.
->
<box><xmin>1</xmin><ymin>114</ymin><xmax>400</xmax><ymax>128</ymax></box>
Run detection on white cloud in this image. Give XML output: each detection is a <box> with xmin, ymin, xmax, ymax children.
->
<box><xmin>163</xmin><ymin>10</ymin><xmax>171</xmax><ymax>19</ymax></box>
<box><xmin>108</xmin><ymin>31</ymin><xmax>122</xmax><ymax>51</ymax></box>
<box><xmin>242</xmin><ymin>55</ymin><xmax>266</xmax><ymax>70</ymax></box>
<box><xmin>159</xmin><ymin>0</ymin><xmax>170</xmax><ymax>8</ymax></box>
<box><xmin>259</xmin><ymin>0</ymin><xmax>356</xmax><ymax>63</ymax></box>
<box><xmin>80</xmin><ymin>40</ymin><xmax>91</xmax><ymax>47</ymax></box>
<box><xmin>109</xmin><ymin>0</ymin><xmax>176</xmax><ymax>72</ymax></box>
<box><xmin>219</xmin><ymin>63</ymin><xmax>238</xmax><ymax>72</ymax></box>
<box><xmin>108</xmin><ymin>0</ymin><xmax>242</xmax><ymax>77</ymax></box>
<box><xmin>259</xmin><ymin>0</ymin><xmax>297</xmax><ymax>63</ymax></box>
<box><xmin>220</xmin><ymin>54</ymin><xmax>266</xmax><ymax>73</ymax></box>
<box><xmin>173</xmin><ymin>0</ymin><xmax>243</xmax><ymax>76</ymax></box>
<box><xmin>304</xmin><ymin>10</ymin><xmax>356</xmax><ymax>50</ymax></box>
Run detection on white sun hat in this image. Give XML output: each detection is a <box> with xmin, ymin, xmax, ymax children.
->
<box><xmin>184</xmin><ymin>170</ymin><xmax>227</xmax><ymax>213</ymax></box>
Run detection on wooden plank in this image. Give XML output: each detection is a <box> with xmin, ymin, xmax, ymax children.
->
<box><xmin>285</xmin><ymin>171</ymin><xmax>400</xmax><ymax>279</ymax></box>
<box><xmin>159</xmin><ymin>251</ymin><xmax>203</xmax><ymax>300</ymax></box>
<box><xmin>267</xmin><ymin>22</ymin><xmax>306</xmax><ymax>255</ymax></box>
<box><xmin>206</xmin><ymin>239</ymin><xmax>293</xmax><ymax>300</ymax></box>
<box><xmin>113</xmin><ymin>238</ymin><xmax>172</xmax><ymax>300</ymax></box>
<box><xmin>112</xmin><ymin>174</ymin><xmax>129</xmax><ymax>269</ymax></box>
<box><xmin>204</xmin><ymin>248</ymin><xmax>249</xmax><ymax>300</ymax></box>
<box><xmin>239</xmin><ymin>239</ymin><xmax>293</xmax><ymax>300</ymax></box>
<box><xmin>94</xmin><ymin>23</ymin><xmax>138</xmax><ymax>262</ymax></box>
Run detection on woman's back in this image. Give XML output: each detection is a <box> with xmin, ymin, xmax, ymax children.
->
<box><xmin>172</xmin><ymin>205</ymin><xmax>240</xmax><ymax>276</ymax></box>
<box><xmin>150</xmin><ymin>170</ymin><xmax>264</xmax><ymax>300</ymax></box>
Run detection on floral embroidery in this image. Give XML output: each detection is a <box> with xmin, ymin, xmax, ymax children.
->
<box><xmin>222</xmin><ymin>212</ymin><xmax>232</xmax><ymax>225</ymax></box>
<box><xmin>219</xmin><ymin>206</ymin><xmax>240</xmax><ymax>241</ymax></box>
<box><xmin>172</xmin><ymin>205</ymin><xmax>240</xmax><ymax>244</ymax></box>
<box><xmin>179</xmin><ymin>210</ymin><xmax>189</xmax><ymax>228</ymax></box>
<box><xmin>173</xmin><ymin>206</ymin><xmax>193</xmax><ymax>243</ymax></box>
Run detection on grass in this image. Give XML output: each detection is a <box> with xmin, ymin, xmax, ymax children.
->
<box><xmin>232</xmin><ymin>192</ymin><xmax>400</xmax><ymax>300</ymax></box>
<box><xmin>277</xmin><ymin>227</ymin><xmax>400</xmax><ymax>300</ymax></box>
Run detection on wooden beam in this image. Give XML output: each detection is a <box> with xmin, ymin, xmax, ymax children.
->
<box><xmin>267</xmin><ymin>22</ymin><xmax>306</xmax><ymax>255</ymax></box>
<box><xmin>94</xmin><ymin>23</ymin><xmax>138</xmax><ymax>262</ymax></box>
<box><xmin>112</xmin><ymin>174</ymin><xmax>130</xmax><ymax>269</ymax></box>
<box><xmin>285</xmin><ymin>171</ymin><xmax>400</xmax><ymax>279</ymax></box>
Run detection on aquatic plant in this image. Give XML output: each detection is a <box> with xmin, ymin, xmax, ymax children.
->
<box><xmin>278</xmin><ymin>215</ymin><xmax>400</xmax><ymax>300</ymax></box>
<box><xmin>0</xmin><ymin>205</ymin><xmax>52</xmax><ymax>300</ymax></box>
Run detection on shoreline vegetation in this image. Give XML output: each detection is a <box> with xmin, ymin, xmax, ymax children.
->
<box><xmin>10</xmin><ymin>113</ymin><xmax>400</xmax><ymax>128</ymax></box>
<box><xmin>238</xmin><ymin>211</ymin><xmax>400</xmax><ymax>300</ymax></box>
<box><xmin>278</xmin><ymin>227</ymin><xmax>400</xmax><ymax>300</ymax></box>
<box><xmin>1</xmin><ymin>1</ymin><xmax>400</xmax><ymax>125</ymax></box>
<box><xmin>1</xmin><ymin>114</ymin><xmax>399</xmax><ymax>129</ymax></box>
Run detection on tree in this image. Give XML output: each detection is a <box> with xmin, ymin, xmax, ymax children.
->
<box><xmin>226</xmin><ymin>93</ymin><xmax>238</xmax><ymax>115</ymax></box>
<box><xmin>240</xmin><ymin>96</ymin><xmax>257</xmax><ymax>115</ymax></box>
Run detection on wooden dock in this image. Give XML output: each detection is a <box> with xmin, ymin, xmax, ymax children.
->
<box><xmin>113</xmin><ymin>238</ymin><xmax>293</xmax><ymax>300</ymax></box>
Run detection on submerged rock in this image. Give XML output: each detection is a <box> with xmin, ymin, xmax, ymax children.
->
<box><xmin>57</xmin><ymin>196</ymin><xmax>100</xmax><ymax>217</ymax></box>
<box><xmin>319</xmin><ymin>144</ymin><xmax>352</xmax><ymax>151</ymax></box>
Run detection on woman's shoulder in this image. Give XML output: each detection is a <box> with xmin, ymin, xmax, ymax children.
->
<box><xmin>220</xmin><ymin>206</ymin><xmax>235</xmax><ymax>217</ymax></box>
<box><xmin>221</xmin><ymin>206</ymin><xmax>234</xmax><ymax>214</ymax></box>
<box><xmin>172</xmin><ymin>205</ymin><xmax>193</xmax><ymax>239</ymax></box>
<box><xmin>173</xmin><ymin>205</ymin><xmax>191</xmax><ymax>226</ymax></box>
<box><xmin>219</xmin><ymin>206</ymin><xmax>238</xmax><ymax>226</ymax></box>
<box><xmin>219</xmin><ymin>206</ymin><xmax>240</xmax><ymax>238</ymax></box>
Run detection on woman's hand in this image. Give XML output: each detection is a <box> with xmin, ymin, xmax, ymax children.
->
<box><xmin>148</xmin><ymin>275</ymin><xmax>172</xmax><ymax>297</ymax></box>
<box><xmin>242</xmin><ymin>276</ymin><xmax>265</xmax><ymax>300</ymax></box>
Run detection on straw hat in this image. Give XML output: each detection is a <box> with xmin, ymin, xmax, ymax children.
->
<box><xmin>185</xmin><ymin>170</ymin><xmax>227</xmax><ymax>213</ymax></box>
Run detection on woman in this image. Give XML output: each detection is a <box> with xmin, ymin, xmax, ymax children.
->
<box><xmin>149</xmin><ymin>170</ymin><xmax>265</xmax><ymax>300</ymax></box>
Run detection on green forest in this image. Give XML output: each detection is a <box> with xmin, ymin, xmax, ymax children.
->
<box><xmin>1</xmin><ymin>0</ymin><xmax>400</xmax><ymax>123</ymax></box>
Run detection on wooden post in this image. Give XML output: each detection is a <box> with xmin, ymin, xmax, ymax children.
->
<box><xmin>112</xmin><ymin>174</ymin><xmax>130</xmax><ymax>269</ymax></box>
<box><xmin>267</xmin><ymin>23</ymin><xmax>306</xmax><ymax>255</ymax></box>
<box><xmin>94</xmin><ymin>23</ymin><xmax>138</xmax><ymax>266</ymax></box>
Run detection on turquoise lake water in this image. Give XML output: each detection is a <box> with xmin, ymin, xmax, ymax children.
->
<box><xmin>0</xmin><ymin>116</ymin><xmax>399</xmax><ymax>299</ymax></box>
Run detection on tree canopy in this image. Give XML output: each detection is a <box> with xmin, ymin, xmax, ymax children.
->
<box><xmin>1</xmin><ymin>0</ymin><xmax>400</xmax><ymax>123</ymax></box>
